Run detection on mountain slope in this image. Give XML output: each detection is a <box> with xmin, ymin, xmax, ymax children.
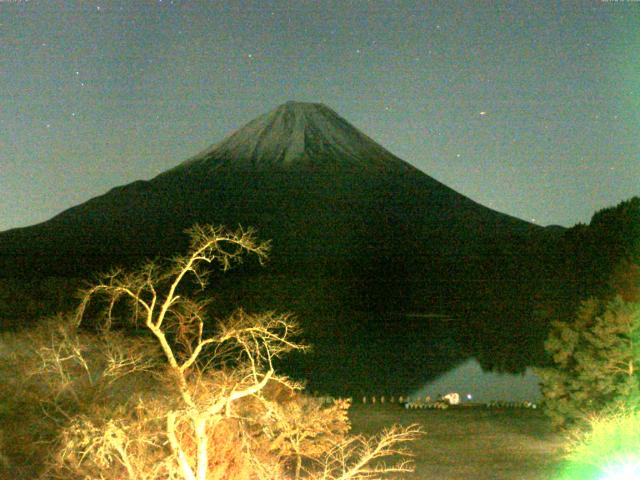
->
<box><xmin>0</xmin><ymin>101</ymin><xmax>560</xmax><ymax>394</ymax></box>
<box><xmin>1</xmin><ymin>101</ymin><xmax>537</xmax><ymax>273</ymax></box>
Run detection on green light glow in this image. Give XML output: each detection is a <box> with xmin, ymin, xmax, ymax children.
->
<box><xmin>600</xmin><ymin>460</ymin><xmax>640</xmax><ymax>480</ymax></box>
<box><xmin>555</xmin><ymin>408</ymin><xmax>640</xmax><ymax>480</ymax></box>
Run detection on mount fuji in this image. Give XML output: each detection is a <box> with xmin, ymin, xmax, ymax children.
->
<box><xmin>177</xmin><ymin>101</ymin><xmax>416</xmax><ymax>172</ymax></box>
<box><xmin>0</xmin><ymin>102</ymin><xmax>560</xmax><ymax>394</ymax></box>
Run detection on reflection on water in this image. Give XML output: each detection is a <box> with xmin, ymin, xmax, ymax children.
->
<box><xmin>289</xmin><ymin>312</ymin><xmax>472</xmax><ymax>396</ymax></box>
<box><xmin>288</xmin><ymin>310</ymin><xmax>544</xmax><ymax>398</ymax></box>
<box><xmin>409</xmin><ymin>358</ymin><xmax>542</xmax><ymax>403</ymax></box>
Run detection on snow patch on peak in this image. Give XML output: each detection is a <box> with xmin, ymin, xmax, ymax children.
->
<box><xmin>179</xmin><ymin>102</ymin><xmax>413</xmax><ymax>172</ymax></box>
<box><xmin>280</xmin><ymin>100</ymin><xmax>327</xmax><ymax>111</ymax></box>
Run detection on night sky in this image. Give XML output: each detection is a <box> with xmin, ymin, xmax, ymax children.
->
<box><xmin>1</xmin><ymin>0</ymin><xmax>638</xmax><ymax>232</ymax></box>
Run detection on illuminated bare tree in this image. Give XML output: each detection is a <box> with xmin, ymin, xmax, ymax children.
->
<box><xmin>72</xmin><ymin>225</ymin><xmax>307</xmax><ymax>479</ymax></box>
<box><xmin>314</xmin><ymin>424</ymin><xmax>423</xmax><ymax>480</ymax></box>
<box><xmin>32</xmin><ymin>224</ymin><xmax>422</xmax><ymax>480</ymax></box>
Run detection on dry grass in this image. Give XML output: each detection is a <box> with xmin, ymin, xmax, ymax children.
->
<box><xmin>348</xmin><ymin>403</ymin><xmax>566</xmax><ymax>480</ymax></box>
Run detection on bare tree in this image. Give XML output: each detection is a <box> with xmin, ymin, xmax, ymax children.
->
<box><xmin>71</xmin><ymin>225</ymin><xmax>306</xmax><ymax>479</ymax></box>
<box><xmin>313</xmin><ymin>424</ymin><xmax>423</xmax><ymax>480</ymax></box>
<box><xmin>32</xmin><ymin>224</ymin><xmax>422</xmax><ymax>480</ymax></box>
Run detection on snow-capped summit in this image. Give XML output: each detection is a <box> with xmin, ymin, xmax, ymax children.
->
<box><xmin>179</xmin><ymin>101</ymin><xmax>413</xmax><ymax>172</ymax></box>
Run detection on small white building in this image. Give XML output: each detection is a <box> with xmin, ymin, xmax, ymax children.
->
<box><xmin>410</xmin><ymin>358</ymin><xmax>542</xmax><ymax>403</ymax></box>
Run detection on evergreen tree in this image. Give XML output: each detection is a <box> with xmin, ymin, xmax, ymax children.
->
<box><xmin>537</xmin><ymin>197</ymin><xmax>640</xmax><ymax>430</ymax></box>
<box><xmin>537</xmin><ymin>296</ymin><xmax>640</xmax><ymax>429</ymax></box>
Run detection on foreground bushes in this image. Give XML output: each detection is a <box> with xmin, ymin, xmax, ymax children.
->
<box><xmin>0</xmin><ymin>225</ymin><xmax>421</xmax><ymax>479</ymax></box>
